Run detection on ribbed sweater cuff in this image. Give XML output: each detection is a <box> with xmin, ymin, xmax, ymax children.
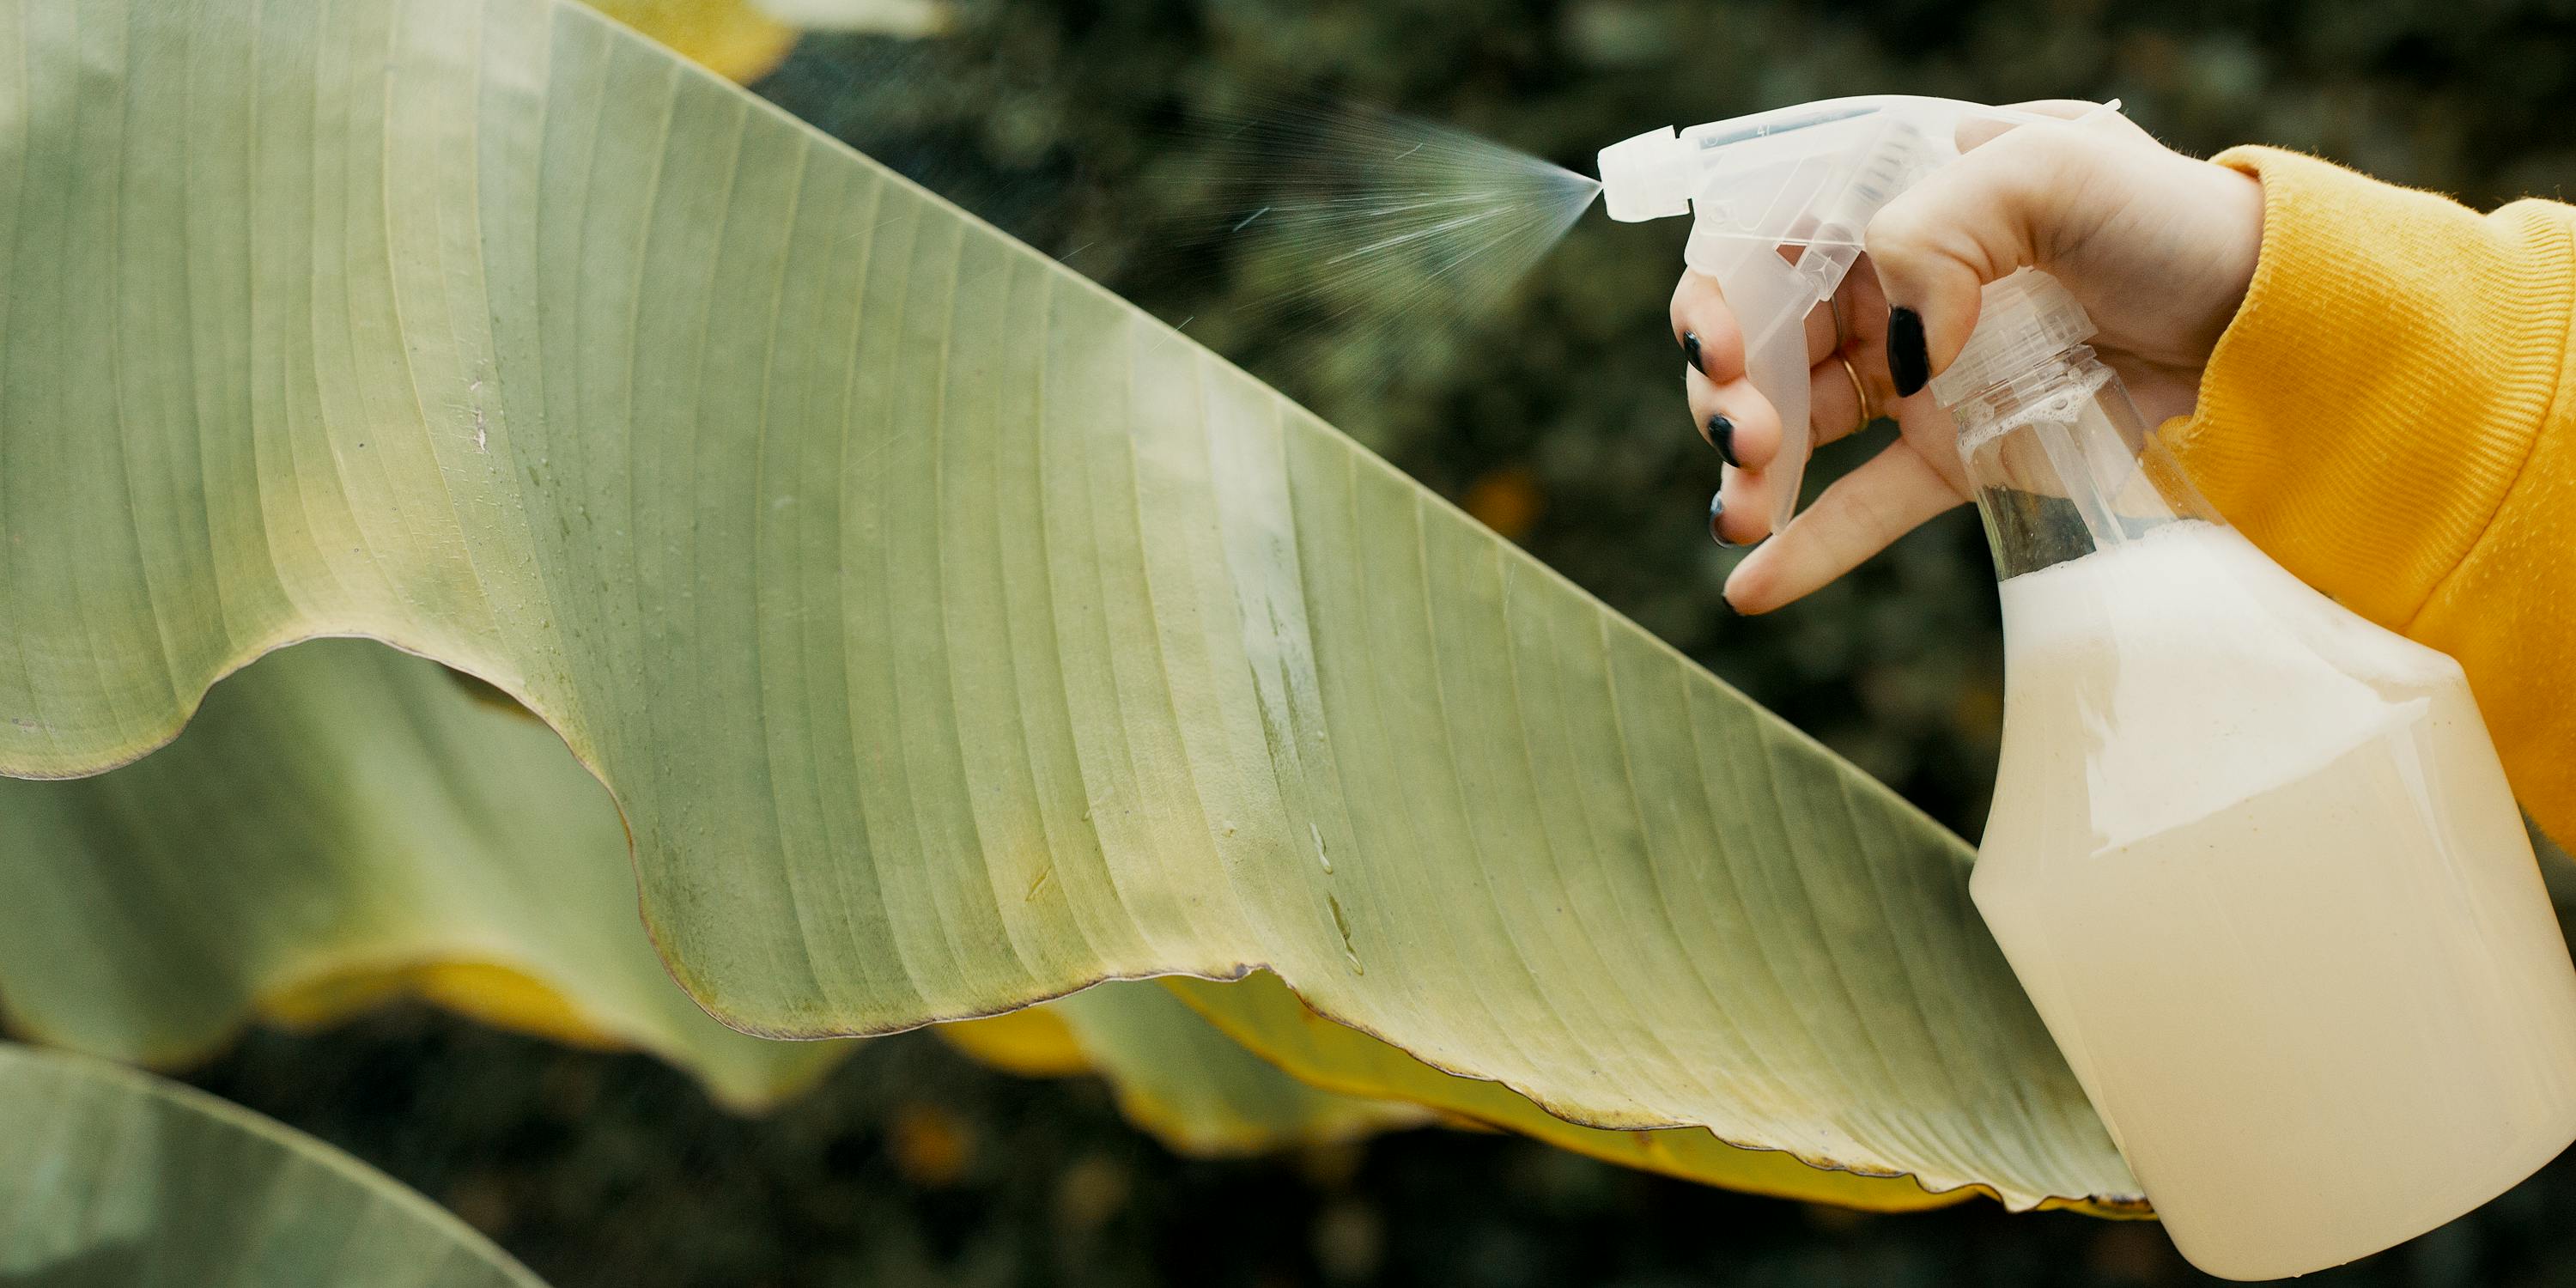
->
<box><xmin>2163</xmin><ymin>146</ymin><xmax>2574</xmax><ymax>629</ymax></box>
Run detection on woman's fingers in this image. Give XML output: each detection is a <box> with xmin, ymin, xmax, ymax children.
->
<box><xmin>1712</xmin><ymin>457</ymin><xmax>1765</xmax><ymax>546</ymax></box>
<box><xmin>1671</xmin><ymin>268</ymin><xmax>1843</xmax><ymax>381</ymax></box>
<box><xmin>1806</xmin><ymin>349</ymin><xmax>1871</xmax><ymax>441</ymax></box>
<box><xmin>1722</xmin><ymin>440</ymin><xmax>1965</xmax><ymax>613</ymax></box>
<box><xmin>1675</xmin><ymin>239</ymin><xmax>1915</xmax><ymax>549</ymax></box>
<box><xmin>1957</xmin><ymin>98</ymin><xmax>2125</xmax><ymax>149</ymax></box>
<box><xmin>1670</xmin><ymin>270</ymin><xmax>1746</xmax><ymax>382</ymax></box>
<box><xmin>1698</xmin><ymin>312</ymin><xmax>1902</xmax><ymax>544</ymax></box>
<box><xmin>1685</xmin><ymin>362</ymin><xmax>1782</xmax><ymax>467</ymax></box>
<box><xmin>1679</xmin><ymin>260</ymin><xmax>1883</xmax><ymax>458</ymax></box>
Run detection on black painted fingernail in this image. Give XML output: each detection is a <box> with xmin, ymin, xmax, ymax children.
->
<box><xmin>1887</xmin><ymin>307</ymin><xmax>1929</xmax><ymax>398</ymax></box>
<box><xmin>1709</xmin><ymin>492</ymin><xmax>1740</xmax><ymax>547</ymax></box>
<box><xmin>1706</xmin><ymin>414</ymin><xmax>1739</xmax><ymax>467</ymax></box>
<box><xmin>1681</xmin><ymin>330</ymin><xmax>1704</xmax><ymax>375</ymax></box>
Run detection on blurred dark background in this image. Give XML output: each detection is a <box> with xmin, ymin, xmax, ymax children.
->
<box><xmin>188</xmin><ymin>1</ymin><xmax>2576</xmax><ymax>1284</ymax></box>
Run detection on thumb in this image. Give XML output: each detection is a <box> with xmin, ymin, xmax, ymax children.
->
<box><xmin>1865</xmin><ymin>122</ymin><xmax>2096</xmax><ymax>398</ymax></box>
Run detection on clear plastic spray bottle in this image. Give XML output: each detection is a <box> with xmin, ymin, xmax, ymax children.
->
<box><xmin>1599</xmin><ymin>98</ymin><xmax>2576</xmax><ymax>1279</ymax></box>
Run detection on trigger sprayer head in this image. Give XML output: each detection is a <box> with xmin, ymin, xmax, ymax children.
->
<box><xmin>1590</xmin><ymin>95</ymin><xmax>2123</xmax><ymax>534</ymax></box>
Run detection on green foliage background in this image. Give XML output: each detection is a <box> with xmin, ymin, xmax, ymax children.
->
<box><xmin>179</xmin><ymin>0</ymin><xmax>2576</xmax><ymax>1285</ymax></box>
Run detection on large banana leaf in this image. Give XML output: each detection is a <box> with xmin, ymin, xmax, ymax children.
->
<box><xmin>0</xmin><ymin>634</ymin><xmax>2008</xmax><ymax>1206</ymax></box>
<box><xmin>0</xmin><ymin>636</ymin><xmax>1426</xmax><ymax>1157</ymax></box>
<box><xmin>0</xmin><ymin>0</ymin><xmax>2136</xmax><ymax>1207</ymax></box>
<box><xmin>0</xmin><ymin>1042</ymin><xmax>550</xmax><ymax>1287</ymax></box>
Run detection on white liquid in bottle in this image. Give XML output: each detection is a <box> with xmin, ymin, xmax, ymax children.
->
<box><xmin>1972</xmin><ymin>519</ymin><xmax>2576</xmax><ymax>1279</ymax></box>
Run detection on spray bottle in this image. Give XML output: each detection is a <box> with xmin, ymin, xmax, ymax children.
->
<box><xmin>1599</xmin><ymin>96</ymin><xmax>2576</xmax><ymax>1279</ymax></box>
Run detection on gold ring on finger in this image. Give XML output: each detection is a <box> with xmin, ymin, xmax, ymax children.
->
<box><xmin>1838</xmin><ymin>354</ymin><xmax>1877</xmax><ymax>427</ymax></box>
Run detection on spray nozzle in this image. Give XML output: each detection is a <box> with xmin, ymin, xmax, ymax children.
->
<box><xmin>1597</xmin><ymin>95</ymin><xmax>2122</xmax><ymax>532</ymax></box>
<box><xmin>1596</xmin><ymin>126</ymin><xmax>1689</xmax><ymax>222</ymax></box>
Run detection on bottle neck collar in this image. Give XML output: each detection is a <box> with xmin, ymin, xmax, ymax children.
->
<box><xmin>1953</xmin><ymin>348</ymin><xmax>2224</xmax><ymax>582</ymax></box>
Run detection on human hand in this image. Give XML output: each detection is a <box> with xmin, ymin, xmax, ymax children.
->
<box><xmin>1674</xmin><ymin>100</ymin><xmax>2265</xmax><ymax>611</ymax></box>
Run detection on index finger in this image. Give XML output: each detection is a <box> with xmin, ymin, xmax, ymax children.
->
<box><xmin>1959</xmin><ymin>99</ymin><xmax>2139</xmax><ymax>150</ymax></box>
<box><xmin>1670</xmin><ymin>265</ymin><xmax>1842</xmax><ymax>384</ymax></box>
<box><xmin>1669</xmin><ymin>270</ymin><xmax>1748</xmax><ymax>384</ymax></box>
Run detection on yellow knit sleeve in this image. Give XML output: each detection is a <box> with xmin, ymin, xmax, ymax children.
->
<box><xmin>2165</xmin><ymin>146</ymin><xmax>2576</xmax><ymax>843</ymax></box>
